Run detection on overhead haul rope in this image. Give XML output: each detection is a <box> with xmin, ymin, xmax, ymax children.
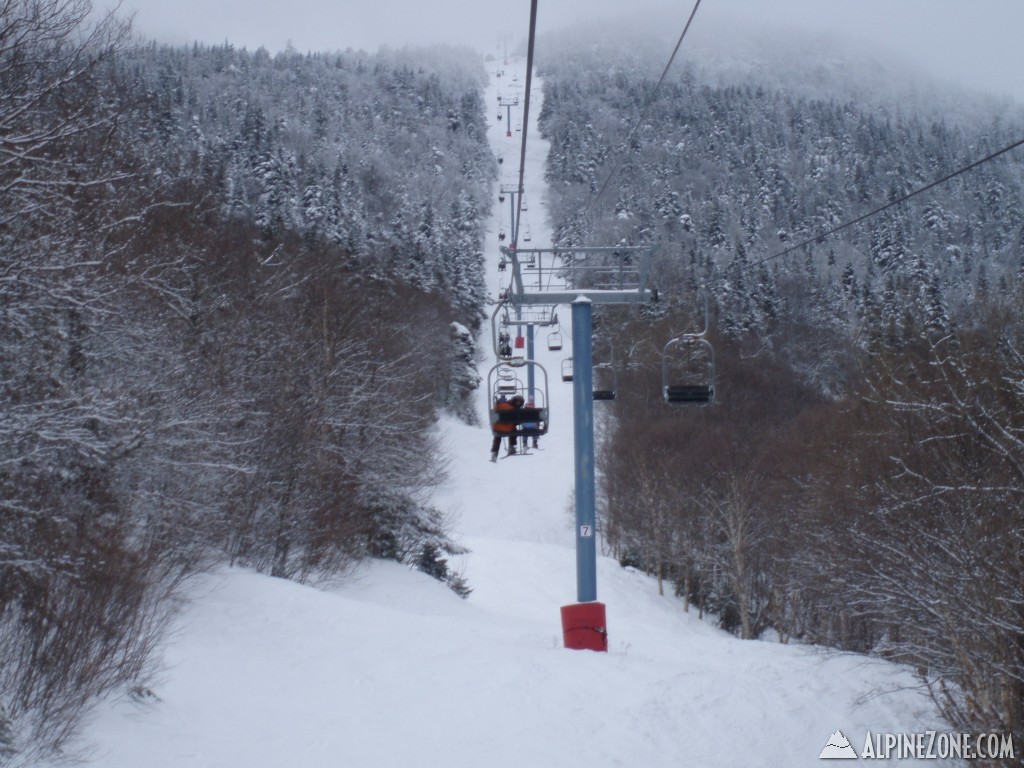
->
<box><xmin>582</xmin><ymin>0</ymin><xmax>702</xmax><ymax>224</ymax></box>
<box><xmin>512</xmin><ymin>0</ymin><xmax>539</xmax><ymax>247</ymax></box>
<box><xmin>748</xmin><ymin>135</ymin><xmax>1024</xmax><ymax>269</ymax></box>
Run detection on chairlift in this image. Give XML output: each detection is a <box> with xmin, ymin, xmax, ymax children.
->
<box><xmin>521</xmin><ymin>196</ymin><xmax>528</xmax><ymax>212</ymax></box>
<box><xmin>498</xmin><ymin>229</ymin><xmax>506</xmax><ymax>242</ymax></box>
<box><xmin>661</xmin><ymin>336</ymin><xmax>715</xmax><ymax>405</ymax></box>
<box><xmin>561</xmin><ymin>358</ymin><xmax>573</xmax><ymax>382</ymax></box>
<box><xmin>547</xmin><ymin>330</ymin><xmax>563</xmax><ymax>351</ymax></box>
<box><xmin>592</xmin><ymin>362</ymin><xmax>618</xmax><ymax>402</ymax></box>
<box><xmin>523</xmin><ymin>224</ymin><xmax>532</xmax><ymax>243</ymax></box>
<box><xmin>589</xmin><ymin>341</ymin><xmax>618</xmax><ymax>401</ymax></box>
<box><xmin>487</xmin><ymin>362</ymin><xmax>550</xmax><ymax>441</ymax></box>
<box><xmin>661</xmin><ymin>293</ymin><xmax>715</xmax><ymax>404</ymax></box>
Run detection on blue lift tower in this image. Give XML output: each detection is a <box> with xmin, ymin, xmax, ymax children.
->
<box><xmin>498</xmin><ymin>243</ymin><xmax>655</xmax><ymax>651</ymax></box>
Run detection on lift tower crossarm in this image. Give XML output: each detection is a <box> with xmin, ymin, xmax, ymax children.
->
<box><xmin>508</xmin><ymin>289</ymin><xmax>653</xmax><ymax>306</ymax></box>
<box><xmin>499</xmin><ymin>245</ymin><xmax>656</xmax><ymax>306</ymax></box>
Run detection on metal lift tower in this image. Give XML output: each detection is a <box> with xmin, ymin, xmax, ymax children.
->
<box><xmin>497</xmin><ymin>95</ymin><xmax>519</xmax><ymax>137</ymax></box>
<box><xmin>498</xmin><ymin>243</ymin><xmax>654</xmax><ymax>651</ymax></box>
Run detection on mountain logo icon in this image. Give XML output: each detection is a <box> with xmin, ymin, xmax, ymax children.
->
<box><xmin>819</xmin><ymin>730</ymin><xmax>858</xmax><ymax>759</ymax></box>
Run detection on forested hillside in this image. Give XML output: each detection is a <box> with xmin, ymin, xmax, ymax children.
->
<box><xmin>537</xmin><ymin>25</ymin><xmax>1024</xmax><ymax>750</ymax></box>
<box><xmin>0</xmin><ymin>2</ymin><xmax>490</xmax><ymax>763</ymax></box>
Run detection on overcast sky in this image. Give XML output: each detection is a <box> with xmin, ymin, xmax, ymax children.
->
<box><xmin>119</xmin><ymin>0</ymin><xmax>1024</xmax><ymax>104</ymax></box>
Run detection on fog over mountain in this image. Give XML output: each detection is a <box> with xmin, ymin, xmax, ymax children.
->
<box><xmin>121</xmin><ymin>0</ymin><xmax>1024</xmax><ymax>104</ymax></box>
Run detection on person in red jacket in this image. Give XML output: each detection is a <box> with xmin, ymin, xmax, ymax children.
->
<box><xmin>490</xmin><ymin>394</ymin><xmax>522</xmax><ymax>461</ymax></box>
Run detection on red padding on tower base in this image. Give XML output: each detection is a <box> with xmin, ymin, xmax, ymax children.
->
<box><xmin>560</xmin><ymin>602</ymin><xmax>608</xmax><ymax>652</ymax></box>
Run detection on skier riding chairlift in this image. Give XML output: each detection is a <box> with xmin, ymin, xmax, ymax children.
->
<box><xmin>489</xmin><ymin>395</ymin><xmax>521</xmax><ymax>461</ymax></box>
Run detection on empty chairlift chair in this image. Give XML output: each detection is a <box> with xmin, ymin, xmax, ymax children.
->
<box><xmin>592</xmin><ymin>362</ymin><xmax>617</xmax><ymax>401</ymax></box>
<box><xmin>561</xmin><ymin>358</ymin><xmax>573</xmax><ymax>382</ymax></box>
<box><xmin>547</xmin><ymin>329</ymin><xmax>563</xmax><ymax>351</ymax></box>
<box><xmin>496</xmin><ymin>366</ymin><xmax>519</xmax><ymax>397</ymax></box>
<box><xmin>662</xmin><ymin>336</ymin><xmax>715</xmax><ymax>405</ymax></box>
<box><xmin>590</xmin><ymin>341</ymin><xmax>618</xmax><ymax>401</ymax></box>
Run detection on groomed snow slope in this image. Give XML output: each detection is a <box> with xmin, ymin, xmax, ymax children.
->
<box><xmin>58</xmin><ymin>57</ymin><xmax>952</xmax><ymax>768</ymax></box>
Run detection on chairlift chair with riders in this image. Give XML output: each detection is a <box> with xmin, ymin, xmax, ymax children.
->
<box><xmin>487</xmin><ymin>361</ymin><xmax>550</xmax><ymax>444</ymax></box>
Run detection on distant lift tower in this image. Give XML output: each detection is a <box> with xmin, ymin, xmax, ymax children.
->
<box><xmin>499</xmin><ymin>243</ymin><xmax>655</xmax><ymax>651</ymax></box>
<box><xmin>498</xmin><ymin>184</ymin><xmax>521</xmax><ymax>247</ymax></box>
<box><xmin>497</xmin><ymin>95</ymin><xmax>519</xmax><ymax>137</ymax></box>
